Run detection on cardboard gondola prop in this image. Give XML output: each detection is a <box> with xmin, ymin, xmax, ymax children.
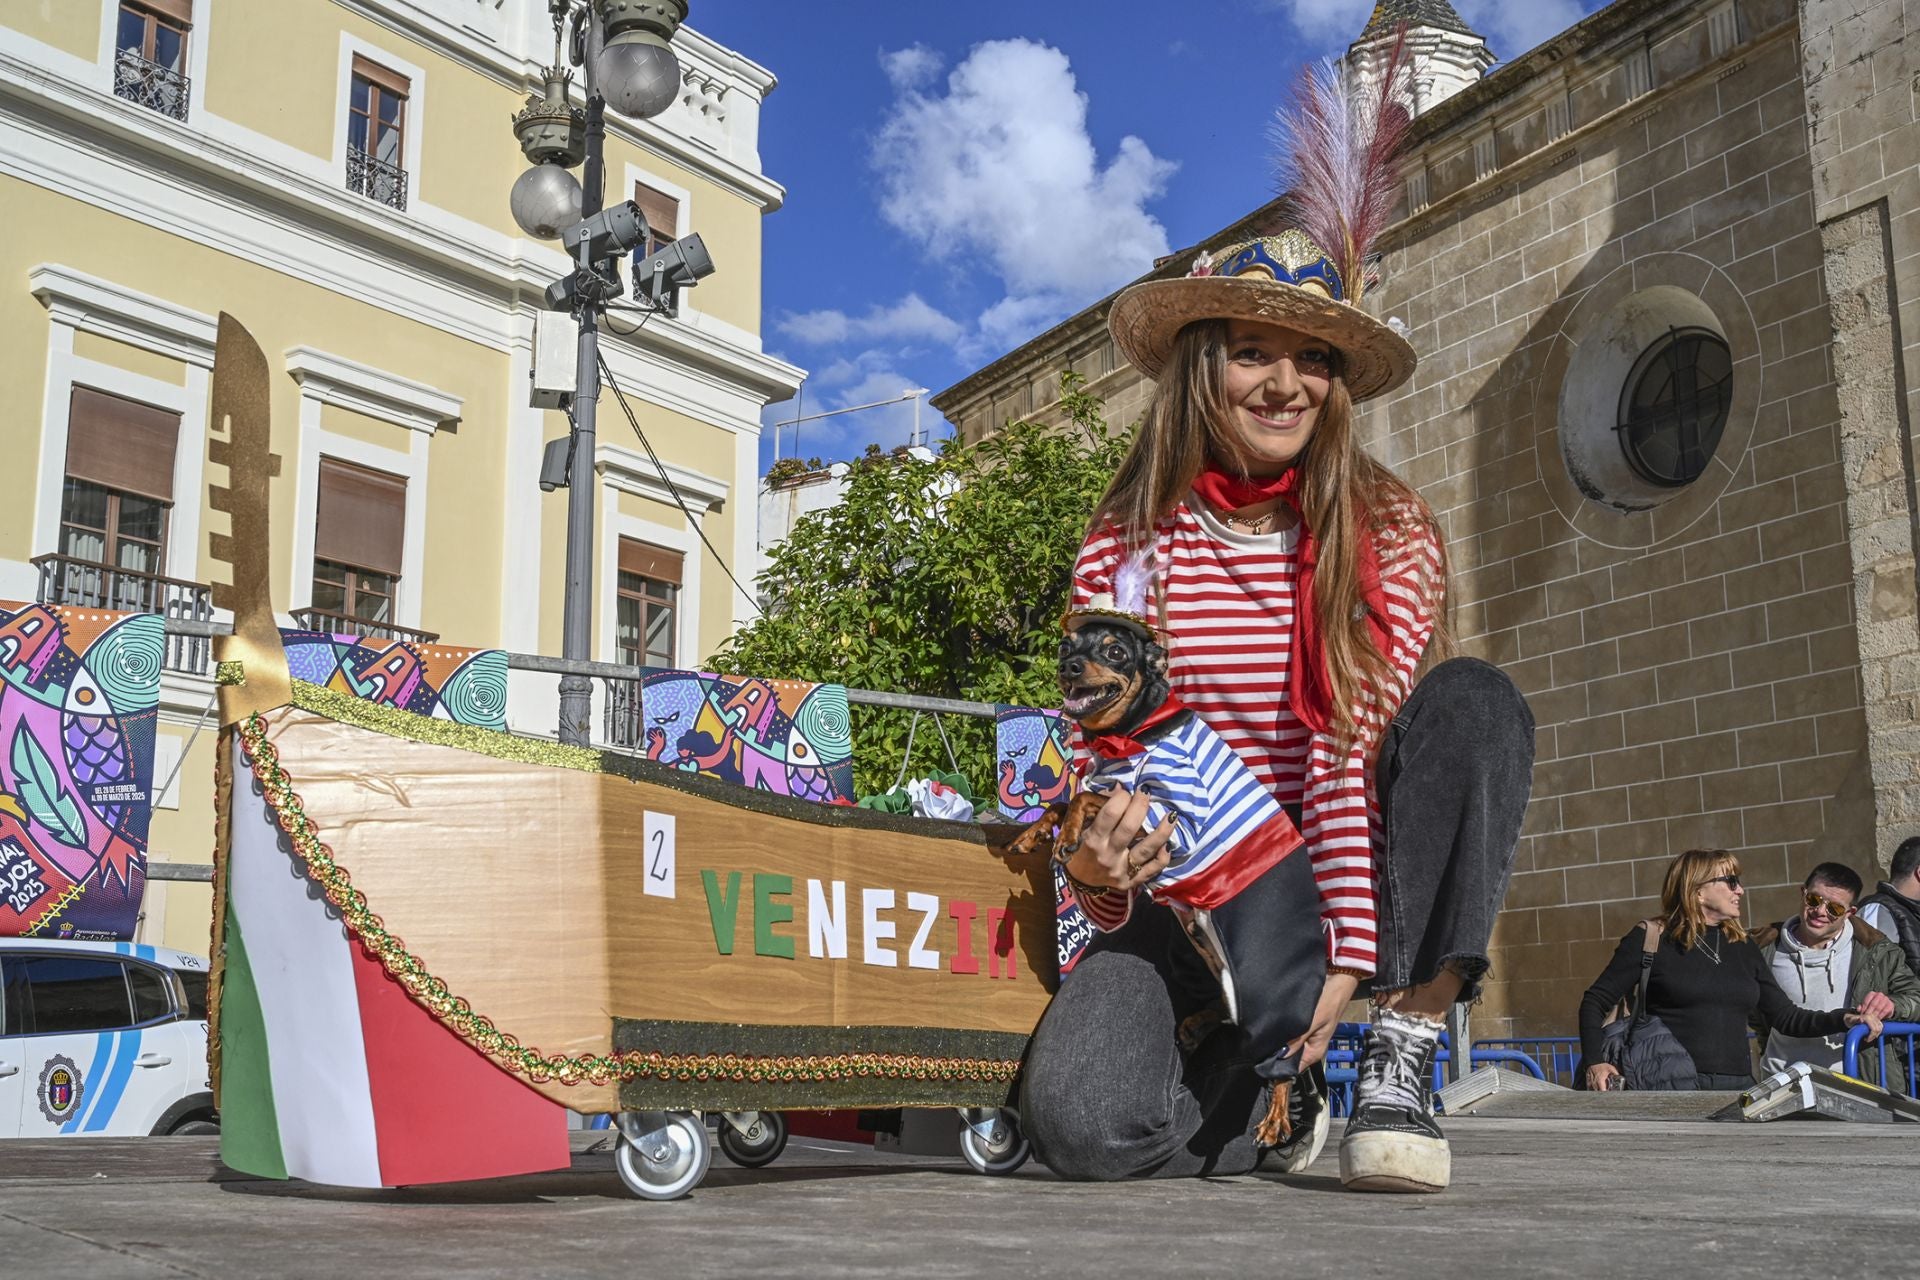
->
<box><xmin>203</xmin><ymin>316</ymin><xmax>1057</xmax><ymax>1197</ymax></box>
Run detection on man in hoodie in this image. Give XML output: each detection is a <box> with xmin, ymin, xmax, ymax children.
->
<box><xmin>1858</xmin><ymin>837</ymin><xmax>1920</xmax><ymax>981</ymax></box>
<box><xmin>1752</xmin><ymin>863</ymin><xmax>1916</xmax><ymax>1084</ymax></box>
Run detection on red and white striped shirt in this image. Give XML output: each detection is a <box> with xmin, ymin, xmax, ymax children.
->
<box><xmin>1071</xmin><ymin>494</ymin><xmax>1443</xmax><ymax>975</ymax></box>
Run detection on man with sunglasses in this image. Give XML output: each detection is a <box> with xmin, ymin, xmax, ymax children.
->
<box><xmin>1752</xmin><ymin>863</ymin><xmax>1918</xmax><ymax>1082</ymax></box>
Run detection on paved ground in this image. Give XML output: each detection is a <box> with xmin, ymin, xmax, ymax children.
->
<box><xmin>3</xmin><ymin>1116</ymin><xmax>1916</xmax><ymax>1278</ymax></box>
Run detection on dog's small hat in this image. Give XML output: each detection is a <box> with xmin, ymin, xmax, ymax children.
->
<box><xmin>1064</xmin><ymin>547</ymin><xmax>1160</xmax><ymax>637</ymax></box>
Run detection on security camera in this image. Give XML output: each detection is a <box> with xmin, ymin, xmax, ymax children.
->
<box><xmin>559</xmin><ymin>199</ymin><xmax>650</xmax><ymax>264</ymax></box>
<box><xmin>539</xmin><ymin>436</ymin><xmax>572</xmax><ymax>492</ymax></box>
<box><xmin>632</xmin><ymin>232</ymin><xmax>715</xmax><ymax>316</ymax></box>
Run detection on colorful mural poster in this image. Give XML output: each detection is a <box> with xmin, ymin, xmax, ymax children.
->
<box><xmin>994</xmin><ymin>704</ymin><xmax>1090</xmax><ymax>974</ymax></box>
<box><xmin>639</xmin><ymin>669</ymin><xmax>855</xmax><ymax>805</ymax></box>
<box><xmin>280</xmin><ymin>631</ymin><xmax>510</xmax><ymax>731</ymax></box>
<box><xmin>0</xmin><ymin>602</ymin><xmax>161</xmax><ymax>940</ymax></box>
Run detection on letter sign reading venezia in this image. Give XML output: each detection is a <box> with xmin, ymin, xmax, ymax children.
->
<box><xmin>697</xmin><ymin>870</ymin><xmax>1022</xmax><ymax>979</ymax></box>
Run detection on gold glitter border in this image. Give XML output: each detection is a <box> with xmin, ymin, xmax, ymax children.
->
<box><xmin>233</xmin><ymin>711</ymin><xmax>1023</xmax><ymax>1092</ymax></box>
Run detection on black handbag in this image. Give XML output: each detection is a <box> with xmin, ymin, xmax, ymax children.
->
<box><xmin>1591</xmin><ymin>921</ymin><xmax>1697</xmax><ymax>1091</ymax></box>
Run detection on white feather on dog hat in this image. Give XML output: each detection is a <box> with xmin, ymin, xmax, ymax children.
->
<box><xmin>1063</xmin><ymin>548</ymin><xmax>1161</xmax><ymax>636</ymax></box>
<box><xmin>1107</xmin><ymin>36</ymin><xmax>1418</xmax><ymax>403</ymax></box>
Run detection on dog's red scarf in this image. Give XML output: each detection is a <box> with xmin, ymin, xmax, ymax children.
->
<box><xmin>1190</xmin><ymin>461</ymin><xmax>1389</xmax><ymax>737</ymax></box>
<box><xmin>1087</xmin><ymin>693</ymin><xmax>1190</xmax><ymax>760</ymax></box>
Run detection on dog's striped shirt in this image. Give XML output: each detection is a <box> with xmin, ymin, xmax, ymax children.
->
<box><xmin>1071</xmin><ymin>493</ymin><xmax>1442</xmax><ymax>974</ymax></box>
<box><xmin>1074</xmin><ymin>702</ymin><xmax>1303</xmax><ymax>934</ymax></box>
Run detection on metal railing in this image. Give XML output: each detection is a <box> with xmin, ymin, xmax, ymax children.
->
<box><xmin>346</xmin><ymin>145</ymin><xmax>408</xmax><ymax>210</ymax></box>
<box><xmin>1323</xmin><ymin>1023</ymin><xmax>1551</xmax><ymax>1116</ymax></box>
<box><xmin>1843</xmin><ymin>1021</ymin><xmax>1920</xmax><ymax>1096</ymax></box>
<box><xmin>34</xmin><ymin>553</ymin><xmax>214</xmax><ymax>674</ymax></box>
<box><xmin>113</xmin><ymin>48</ymin><xmax>189</xmax><ymax>121</ymax></box>
<box><xmin>289</xmin><ymin>608</ymin><xmax>440</xmax><ymax>645</ymax></box>
<box><xmin>1472</xmin><ymin>1036</ymin><xmax>1583</xmax><ymax>1087</ymax></box>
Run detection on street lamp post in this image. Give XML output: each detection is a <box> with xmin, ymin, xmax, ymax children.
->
<box><xmin>512</xmin><ymin>1</ymin><xmax>688</xmax><ymax>746</ymax></box>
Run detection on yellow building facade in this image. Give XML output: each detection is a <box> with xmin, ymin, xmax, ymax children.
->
<box><xmin>0</xmin><ymin>1</ymin><xmax>801</xmax><ymax>954</ymax></box>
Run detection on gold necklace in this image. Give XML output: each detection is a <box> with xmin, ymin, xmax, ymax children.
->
<box><xmin>1221</xmin><ymin>507</ymin><xmax>1275</xmax><ymax>534</ymax></box>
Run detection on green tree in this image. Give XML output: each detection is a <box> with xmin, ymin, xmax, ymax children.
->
<box><xmin>707</xmin><ymin>373</ymin><xmax>1128</xmax><ymax>798</ymax></box>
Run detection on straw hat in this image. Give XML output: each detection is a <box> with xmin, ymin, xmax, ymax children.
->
<box><xmin>1107</xmin><ymin>229</ymin><xmax>1416</xmax><ymax>403</ymax></box>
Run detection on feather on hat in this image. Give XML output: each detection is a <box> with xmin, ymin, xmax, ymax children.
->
<box><xmin>1106</xmin><ymin>32</ymin><xmax>1418</xmax><ymax>401</ymax></box>
<box><xmin>1064</xmin><ymin>547</ymin><xmax>1161</xmax><ymax>635</ymax></box>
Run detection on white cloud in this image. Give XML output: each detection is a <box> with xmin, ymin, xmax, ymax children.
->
<box><xmin>880</xmin><ymin>43</ymin><xmax>944</xmax><ymax>91</ymax></box>
<box><xmin>777</xmin><ymin>293</ymin><xmax>964</xmax><ymax>348</ymax></box>
<box><xmin>872</xmin><ymin>38</ymin><xmax>1176</xmax><ymax>358</ymax></box>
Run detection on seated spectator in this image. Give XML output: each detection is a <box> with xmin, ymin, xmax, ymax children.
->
<box><xmin>1858</xmin><ymin>836</ymin><xmax>1920</xmax><ymax>981</ymax></box>
<box><xmin>1579</xmin><ymin>848</ymin><xmax>1883</xmax><ymax>1092</ymax></box>
<box><xmin>1752</xmin><ymin>863</ymin><xmax>1914</xmax><ymax>1079</ymax></box>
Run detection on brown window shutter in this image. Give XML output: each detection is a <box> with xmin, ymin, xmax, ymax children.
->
<box><xmin>315</xmin><ymin>457</ymin><xmax>406</xmax><ymax>576</ymax></box>
<box><xmin>65</xmin><ymin>386</ymin><xmax>180</xmax><ymax>502</ymax></box>
<box><xmin>352</xmin><ymin>54</ymin><xmax>410</xmax><ymax>99</ymax></box>
<box><xmin>633</xmin><ymin>181</ymin><xmax>679</xmax><ymax>243</ymax></box>
<box><xmin>619</xmin><ymin>538</ymin><xmax>682</xmax><ymax>586</ymax></box>
<box><xmin>130</xmin><ymin>0</ymin><xmax>196</xmax><ymax>26</ymax></box>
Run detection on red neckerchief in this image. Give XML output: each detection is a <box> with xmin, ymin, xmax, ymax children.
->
<box><xmin>1193</xmin><ymin>461</ymin><xmax>1388</xmax><ymax>737</ymax></box>
<box><xmin>1087</xmin><ymin>693</ymin><xmax>1190</xmax><ymax>759</ymax></box>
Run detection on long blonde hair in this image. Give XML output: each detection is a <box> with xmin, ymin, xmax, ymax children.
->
<box><xmin>1660</xmin><ymin>848</ymin><xmax>1747</xmax><ymax>950</ymax></box>
<box><xmin>1092</xmin><ymin>318</ymin><xmax>1452</xmax><ymax>746</ymax></box>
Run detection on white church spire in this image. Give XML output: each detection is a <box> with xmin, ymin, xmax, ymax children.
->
<box><xmin>1344</xmin><ymin>0</ymin><xmax>1497</xmax><ymax>117</ymax></box>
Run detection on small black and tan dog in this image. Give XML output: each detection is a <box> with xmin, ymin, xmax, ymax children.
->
<box><xmin>1010</xmin><ymin>613</ymin><xmax>1329</xmax><ymax>1150</ymax></box>
<box><xmin>1007</xmin><ymin>617</ymin><xmax>1182</xmax><ymax>864</ymax></box>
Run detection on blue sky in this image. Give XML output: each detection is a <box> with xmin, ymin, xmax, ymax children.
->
<box><xmin>689</xmin><ymin>0</ymin><xmax>1604</xmax><ymax>474</ymax></box>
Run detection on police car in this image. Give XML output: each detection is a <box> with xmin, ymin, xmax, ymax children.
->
<box><xmin>1</xmin><ymin>939</ymin><xmax>214</xmax><ymax>1138</ymax></box>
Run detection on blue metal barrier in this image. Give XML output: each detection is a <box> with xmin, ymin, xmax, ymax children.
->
<box><xmin>1472</xmin><ymin>1036</ymin><xmax>1581</xmax><ymax>1087</ymax></box>
<box><xmin>1842</xmin><ymin>1021</ymin><xmax>1920</xmax><ymax>1096</ymax></box>
<box><xmin>1323</xmin><ymin>1023</ymin><xmax>1549</xmax><ymax>1116</ymax></box>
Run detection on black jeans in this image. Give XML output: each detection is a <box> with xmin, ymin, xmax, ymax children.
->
<box><xmin>1021</xmin><ymin>658</ymin><xmax>1535</xmax><ymax>1181</ymax></box>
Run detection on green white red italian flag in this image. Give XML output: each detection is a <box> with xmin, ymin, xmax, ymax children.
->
<box><xmin>217</xmin><ymin>740</ymin><xmax>570</xmax><ymax>1186</ymax></box>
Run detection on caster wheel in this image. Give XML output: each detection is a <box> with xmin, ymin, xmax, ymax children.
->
<box><xmin>717</xmin><ymin>1111</ymin><xmax>788</xmax><ymax>1168</ymax></box>
<box><xmin>958</xmin><ymin>1108</ymin><xmax>1030</xmax><ymax>1176</ymax></box>
<box><xmin>613</xmin><ymin>1112</ymin><xmax>711</xmax><ymax>1200</ymax></box>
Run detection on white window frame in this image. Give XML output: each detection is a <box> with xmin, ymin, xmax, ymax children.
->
<box><xmin>332</xmin><ymin>33</ymin><xmax>428</xmax><ymax>207</ymax></box>
<box><xmin>594</xmin><ymin>441</ymin><xmax>728</xmax><ymax>667</ymax></box>
<box><xmin>26</xmin><ymin>265</ymin><xmax>215</xmax><ymax>598</ymax></box>
<box><xmin>285</xmin><ymin>347</ymin><xmax>461</xmax><ymax>632</ymax></box>
<box><xmin>622</xmin><ymin>161</ymin><xmax>696</xmax><ymax>318</ymax></box>
<box><xmin>96</xmin><ymin>0</ymin><xmax>215</xmax><ymax>125</ymax></box>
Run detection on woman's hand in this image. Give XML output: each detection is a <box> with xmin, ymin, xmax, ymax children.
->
<box><xmin>1062</xmin><ymin>787</ymin><xmax>1175</xmax><ymax>892</ymax></box>
<box><xmin>1857</xmin><ymin>990</ymin><xmax>1896</xmax><ymax>1023</ymax></box>
<box><xmin>1289</xmin><ymin>971</ymin><xmax>1361</xmax><ymax>1069</ymax></box>
<box><xmin>1846</xmin><ymin>1008</ymin><xmax>1886</xmax><ymax>1043</ymax></box>
<box><xmin>1585</xmin><ymin>1062</ymin><xmax>1622</xmax><ymax>1092</ymax></box>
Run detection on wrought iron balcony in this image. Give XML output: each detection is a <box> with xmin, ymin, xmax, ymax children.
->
<box><xmin>289</xmin><ymin>608</ymin><xmax>439</xmax><ymax>645</ymax></box>
<box><xmin>605</xmin><ymin>676</ymin><xmax>644</xmax><ymax>751</ymax></box>
<box><xmin>346</xmin><ymin>146</ymin><xmax>408</xmax><ymax>210</ymax></box>
<box><xmin>113</xmin><ymin>48</ymin><xmax>189</xmax><ymax>121</ymax></box>
<box><xmin>33</xmin><ymin>553</ymin><xmax>213</xmax><ymax>675</ymax></box>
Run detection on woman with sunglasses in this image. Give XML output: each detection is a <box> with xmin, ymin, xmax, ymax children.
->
<box><xmin>1579</xmin><ymin>848</ymin><xmax>1885</xmax><ymax>1091</ymax></box>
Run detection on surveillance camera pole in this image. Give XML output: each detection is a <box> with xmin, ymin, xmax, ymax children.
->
<box><xmin>557</xmin><ymin>11</ymin><xmax>607</xmax><ymax>748</ymax></box>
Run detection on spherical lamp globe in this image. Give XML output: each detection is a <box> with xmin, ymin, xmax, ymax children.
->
<box><xmin>510</xmin><ymin>163</ymin><xmax>584</xmax><ymax>240</ymax></box>
<box><xmin>596</xmin><ymin>36</ymin><xmax>680</xmax><ymax>120</ymax></box>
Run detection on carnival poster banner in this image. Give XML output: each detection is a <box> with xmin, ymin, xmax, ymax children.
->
<box><xmin>994</xmin><ymin>704</ymin><xmax>1090</xmax><ymax>973</ymax></box>
<box><xmin>0</xmin><ymin>602</ymin><xmax>161</xmax><ymax>940</ymax></box>
<box><xmin>280</xmin><ymin>630</ymin><xmax>510</xmax><ymax>731</ymax></box>
<box><xmin>638</xmin><ymin>668</ymin><xmax>856</xmax><ymax>805</ymax></box>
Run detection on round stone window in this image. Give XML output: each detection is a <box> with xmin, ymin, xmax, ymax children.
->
<box><xmin>1616</xmin><ymin>326</ymin><xmax>1733</xmax><ymax>488</ymax></box>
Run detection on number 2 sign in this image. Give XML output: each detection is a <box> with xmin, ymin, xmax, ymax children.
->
<box><xmin>643</xmin><ymin>810</ymin><xmax>676</xmax><ymax>899</ymax></box>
